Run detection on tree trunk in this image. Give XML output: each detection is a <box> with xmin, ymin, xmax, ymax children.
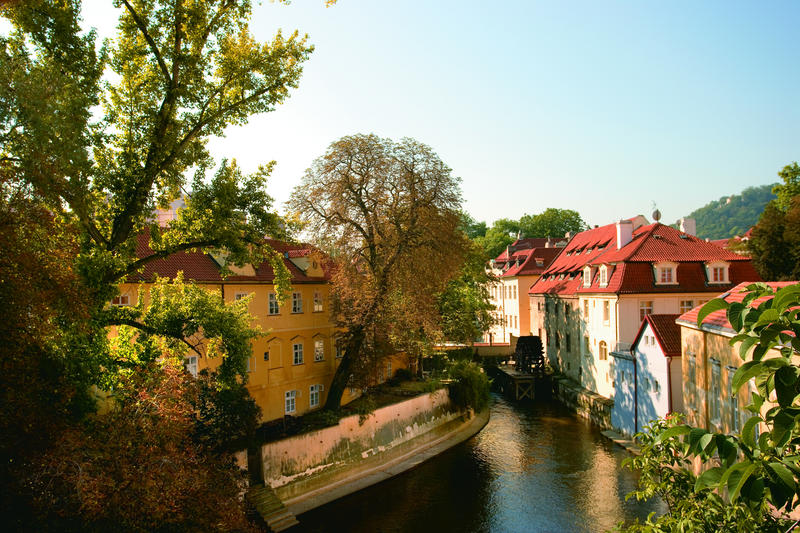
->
<box><xmin>323</xmin><ymin>328</ymin><xmax>365</xmax><ymax>411</ymax></box>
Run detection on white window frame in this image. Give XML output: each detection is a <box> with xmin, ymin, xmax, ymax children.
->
<box><xmin>268</xmin><ymin>293</ymin><xmax>279</xmax><ymax>315</ymax></box>
<box><xmin>680</xmin><ymin>300</ymin><xmax>694</xmax><ymax>313</ymax></box>
<box><xmin>654</xmin><ymin>261</ymin><xmax>679</xmax><ymax>286</ymax></box>
<box><xmin>111</xmin><ymin>293</ymin><xmax>130</xmax><ymax>306</ymax></box>
<box><xmin>309</xmin><ymin>384</ymin><xmax>323</xmax><ymax>408</ymax></box>
<box><xmin>184</xmin><ymin>355</ymin><xmax>198</xmax><ymax>378</ymax></box>
<box><xmin>706</xmin><ymin>261</ymin><xmax>730</xmax><ymax>284</ymax></box>
<box><xmin>235</xmin><ymin>291</ymin><xmax>249</xmax><ymax>301</ymax></box>
<box><xmin>598</xmin><ymin>265</ymin><xmax>609</xmax><ymax>287</ymax></box>
<box><xmin>582</xmin><ymin>266</ymin><xmax>592</xmax><ymax>288</ymax></box>
<box><xmin>285</xmin><ymin>390</ymin><xmax>296</xmax><ymax>414</ymax></box>
<box><xmin>292</xmin><ymin>292</ymin><xmax>303</xmax><ymax>313</ymax></box>
<box><xmin>314</xmin><ymin>339</ymin><xmax>324</xmax><ymax>362</ymax></box>
<box><xmin>293</xmin><ymin>342</ymin><xmax>304</xmax><ymax>365</ymax></box>
<box><xmin>639</xmin><ymin>300</ymin><xmax>653</xmax><ymax>323</ymax></box>
<box><xmin>313</xmin><ymin>291</ymin><xmax>323</xmax><ymax>312</ymax></box>
<box><xmin>603</xmin><ymin>301</ymin><xmax>610</xmax><ymax>324</ymax></box>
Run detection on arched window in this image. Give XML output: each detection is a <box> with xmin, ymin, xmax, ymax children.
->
<box><xmin>599</xmin><ymin>341</ymin><xmax>608</xmax><ymax>361</ymax></box>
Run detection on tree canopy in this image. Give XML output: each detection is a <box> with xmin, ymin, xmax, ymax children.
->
<box><xmin>675</xmin><ymin>183</ymin><xmax>776</xmax><ymax>240</ymax></box>
<box><xmin>288</xmin><ymin>134</ymin><xmax>473</xmax><ymax>409</ymax></box>
<box><xmin>748</xmin><ymin>164</ymin><xmax>800</xmax><ymax>281</ymax></box>
<box><xmin>0</xmin><ymin>0</ymin><xmax>313</xmax><ymax>528</ymax></box>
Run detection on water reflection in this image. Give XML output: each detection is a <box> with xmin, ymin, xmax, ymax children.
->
<box><xmin>297</xmin><ymin>394</ymin><xmax>664</xmax><ymax>532</ymax></box>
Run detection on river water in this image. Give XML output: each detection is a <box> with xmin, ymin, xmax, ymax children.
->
<box><xmin>296</xmin><ymin>394</ymin><xmax>665</xmax><ymax>533</ymax></box>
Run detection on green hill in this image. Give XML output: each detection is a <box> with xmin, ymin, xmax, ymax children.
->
<box><xmin>676</xmin><ymin>183</ymin><xmax>776</xmax><ymax>240</ymax></box>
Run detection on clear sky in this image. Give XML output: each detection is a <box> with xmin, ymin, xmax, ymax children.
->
<box><xmin>81</xmin><ymin>1</ymin><xmax>800</xmax><ymax>227</ymax></box>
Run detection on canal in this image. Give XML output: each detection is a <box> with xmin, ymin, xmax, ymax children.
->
<box><xmin>295</xmin><ymin>393</ymin><xmax>665</xmax><ymax>532</ymax></box>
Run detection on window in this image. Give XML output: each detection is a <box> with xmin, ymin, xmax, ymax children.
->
<box><xmin>583</xmin><ymin>300</ymin><xmax>589</xmax><ymax>317</ymax></box>
<box><xmin>336</xmin><ymin>342</ymin><xmax>343</xmax><ymax>358</ymax></box>
<box><xmin>285</xmin><ymin>390</ymin><xmax>296</xmax><ymax>414</ymax></box>
<box><xmin>654</xmin><ymin>262</ymin><xmax>678</xmax><ymax>285</ymax></box>
<box><xmin>599</xmin><ymin>265</ymin><xmax>608</xmax><ymax>286</ymax></box>
<box><xmin>313</xmin><ymin>291</ymin><xmax>323</xmax><ymax>312</ymax></box>
<box><xmin>565</xmin><ymin>334</ymin><xmax>571</xmax><ymax>353</ymax></box>
<box><xmin>246</xmin><ymin>356</ymin><xmax>255</xmax><ymax>372</ymax></box>
<box><xmin>184</xmin><ymin>355</ymin><xmax>198</xmax><ymax>377</ymax></box>
<box><xmin>309</xmin><ymin>384</ymin><xmax>322</xmax><ymax>408</ymax></box>
<box><xmin>639</xmin><ymin>301</ymin><xmax>653</xmax><ymax>323</ymax></box>
<box><xmin>653</xmin><ymin>379</ymin><xmax>660</xmax><ymax>394</ymax></box>
<box><xmin>263</xmin><ymin>350</ymin><xmax>269</xmax><ymax>361</ymax></box>
<box><xmin>268</xmin><ymin>293</ymin><xmax>279</xmax><ymax>315</ymax></box>
<box><xmin>680</xmin><ymin>300</ymin><xmax>694</xmax><ymax>313</ymax></box>
<box><xmin>292</xmin><ymin>292</ymin><xmax>303</xmax><ymax>313</ymax></box>
<box><xmin>293</xmin><ymin>342</ymin><xmax>304</xmax><ymax>365</ymax></box>
<box><xmin>513</xmin><ymin>286</ymin><xmax>517</xmax><ymax>299</ymax></box>
<box><xmin>111</xmin><ymin>294</ymin><xmax>130</xmax><ymax>306</ymax></box>
<box><xmin>603</xmin><ymin>301</ymin><xmax>610</xmax><ymax>324</ymax></box>
<box><xmin>314</xmin><ymin>339</ymin><xmax>324</xmax><ymax>362</ymax></box>
<box><xmin>583</xmin><ymin>266</ymin><xmax>592</xmax><ymax>287</ymax></box>
<box><xmin>235</xmin><ymin>292</ymin><xmax>249</xmax><ymax>301</ymax></box>
<box><xmin>710</xmin><ymin>360</ymin><xmax>722</xmax><ymax>425</ymax></box>
<box><xmin>584</xmin><ymin>335</ymin><xmax>590</xmax><ymax>354</ymax></box>
<box><xmin>707</xmin><ymin>262</ymin><xmax>730</xmax><ymax>284</ymax></box>
<box><xmin>599</xmin><ymin>341</ymin><xmax>608</xmax><ymax>361</ymax></box>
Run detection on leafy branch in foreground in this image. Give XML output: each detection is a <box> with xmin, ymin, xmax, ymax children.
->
<box><xmin>617</xmin><ymin>283</ymin><xmax>800</xmax><ymax>532</ymax></box>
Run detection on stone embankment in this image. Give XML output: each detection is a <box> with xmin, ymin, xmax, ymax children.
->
<box><xmin>252</xmin><ymin>388</ymin><xmax>489</xmax><ymax>517</ymax></box>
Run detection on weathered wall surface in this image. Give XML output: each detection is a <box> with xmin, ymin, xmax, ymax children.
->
<box><xmin>553</xmin><ymin>375</ymin><xmax>613</xmax><ymax>430</ymax></box>
<box><xmin>259</xmin><ymin>389</ymin><xmax>472</xmax><ymax>502</ymax></box>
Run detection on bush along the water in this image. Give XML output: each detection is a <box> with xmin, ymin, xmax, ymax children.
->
<box><xmin>446</xmin><ymin>361</ymin><xmax>490</xmax><ymax>412</ymax></box>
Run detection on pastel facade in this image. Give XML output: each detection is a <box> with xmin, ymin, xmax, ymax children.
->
<box><xmin>675</xmin><ymin>282</ymin><xmax>795</xmax><ymax>434</ymax></box>
<box><xmin>611</xmin><ymin>314</ymin><xmax>682</xmax><ymax>437</ymax></box>
<box><xmin>529</xmin><ymin>216</ymin><xmax>761</xmax><ymax>400</ymax></box>
<box><xmin>485</xmin><ymin>238</ymin><xmax>564</xmax><ymax>345</ymax></box>
<box><xmin>116</xmin><ymin>234</ymin><xmax>403</xmax><ymax>422</ymax></box>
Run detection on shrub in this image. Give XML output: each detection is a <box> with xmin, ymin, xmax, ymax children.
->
<box><xmin>390</xmin><ymin>368</ymin><xmax>413</xmax><ymax>384</ymax></box>
<box><xmin>446</xmin><ymin>361</ymin><xmax>490</xmax><ymax>412</ymax></box>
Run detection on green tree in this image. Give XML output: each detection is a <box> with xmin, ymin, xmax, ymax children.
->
<box><xmin>459</xmin><ymin>211</ymin><xmax>488</xmax><ymax>239</ymax></box>
<box><xmin>774</xmin><ymin>162</ymin><xmax>800</xmax><ymax>211</ymax></box>
<box><xmin>288</xmin><ymin>134</ymin><xmax>471</xmax><ymax>410</ymax></box>
<box><xmin>475</xmin><ymin>218</ymin><xmax>519</xmax><ymax>259</ymax></box>
<box><xmin>519</xmin><ymin>207</ymin><xmax>587</xmax><ymax>239</ymax></box>
<box><xmin>1</xmin><ymin>0</ymin><xmax>313</xmax><ymax>528</ymax></box>
<box><xmin>748</xmin><ymin>164</ymin><xmax>800</xmax><ymax>280</ymax></box>
<box><xmin>618</xmin><ymin>283</ymin><xmax>800</xmax><ymax>532</ymax></box>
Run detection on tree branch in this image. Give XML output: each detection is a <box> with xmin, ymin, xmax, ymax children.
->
<box><xmin>120</xmin><ymin>0</ymin><xmax>172</xmax><ymax>85</ymax></box>
<box><xmin>106</xmin><ymin>317</ymin><xmax>204</xmax><ymax>357</ymax></box>
<box><xmin>107</xmin><ymin>239</ymin><xmax>218</xmax><ymax>283</ymax></box>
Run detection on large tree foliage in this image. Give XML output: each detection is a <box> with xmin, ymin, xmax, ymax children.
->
<box><xmin>288</xmin><ymin>134</ymin><xmax>471</xmax><ymax>409</ymax></box>
<box><xmin>749</xmin><ymin>163</ymin><xmax>800</xmax><ymax>281</ymax></box>
<box><xmin>0</xmin><ymin>0</ymin><xmax>312</xmax><ymax>528</ymax></box>
<box><xmin>619</xmin><ymin>283</ymin><xmax>800</xmax><ymax>532</ymax></box>
<box><xmin>472</xmin><ymin>208</ymin><xmax>587</xmax><ymax>259</ymax></box>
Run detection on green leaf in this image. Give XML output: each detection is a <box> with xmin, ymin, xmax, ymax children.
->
<box><xmin>688</xmin><ymin>427</ymin><xmax>709</xmax><ymax>453</ymax></box>
<box><xmin>699</xmin><ymin>432</ymin><xmax>714</xmax><ymax>454</ymax></box>
<box><xmin>767</xmin><ymin>462</ymin><xmax>797</xmax><ymax>492</ymax></box>
<box><xmin>728</xmin><ymin>302</ymin><xmax>746</xmax><ymax>331</ymax></box>
<box><xmin>746</xmin><ymin>393</ymin><xmax>764</xmax><ymax>414</ymax></box>
<box><xmin>741</xmin><ymin>416</ymin><xmax>761</xmax><ymax>448</ymax></box>
<box><xmin>737</xmin><ymin>336</ymin><xmax>760</xmax><ymax>359</ymax></box>
<box><xmin>775</xmin><ymin>366</ymin><xmax>800</xmax><ymax>407</ymax></box>
<box><xmin>732</xmin><ymin>361</ymin><xmax>765</xmax><ymax>393</ymax></box>
<box><xmin>695</xmin><ymin>466</ymin><xmax>725</xmax><ymax>491</ymax></box>
<box><xmin>755</xmin><ymin>308</ymin><xmax>780</xmax><ymax>327</ymax></box>
<box><xmin>655</xmin><ymin>424</ymin><xmax>691</xmax><ymax>443</ymax></box>
<box><xmin>728</xmin><ymin>462</ymin><xmax>757</xmax><ymax>502</ymax></box>
<box><xmin>773</xmin><ymin>411</ymin><xmax>796</xmax><ymax>445</ymax></box>
<box><xmin>697</xmin><ymin>298</ymin><xmax>729</xmax><ymax>326</ymax></box>
<box><xmin>772</xmin><ymin>284</ymin><xmax>800</xmax><ymax>314</ymax></box>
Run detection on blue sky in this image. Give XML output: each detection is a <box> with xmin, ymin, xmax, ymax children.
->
<box><xmin>84</xmin><ymin>1</ymin><xmax>799</xmax><ymax>227</ymax></box>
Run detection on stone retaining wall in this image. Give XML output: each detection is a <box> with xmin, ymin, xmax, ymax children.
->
<box><xmin>553</xmin><ymin>375</ymin><xmax>614</xmax><ymax>430</ymax></box>
<box><xmin>258</xmin><ymin>389</ymin><xmax>473</xmax><ymax>503</ymax></box>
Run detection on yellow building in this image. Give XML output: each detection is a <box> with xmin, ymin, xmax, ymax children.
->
<box><xmin>117</xmin><ymin>234</ymin><xmax>375</xmax><ymax>422</ymax></box>
<box><xmin>675</xmin><ymin>281</ymin><xmax>794</xmax><ymax>434</ymax></box>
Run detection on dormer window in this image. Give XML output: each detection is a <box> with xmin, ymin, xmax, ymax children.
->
<box><xmin>654</xmin><ymin>261</ymin><xmax>679</xmax><ymax>286</ymax></box>
<box><xmin>706</xmin><ymin>261</ymin><xmax>730</xmax><ymax>284</ymax></box>
<box><xmin>582</xmin><ymin>266</ymin><xmax>593</xmax><ymax>287</ymax></box>
<box><xmin>598</xmin><ymin>265</ymin><xmax>609</xmax><ymax>287</ymax></box>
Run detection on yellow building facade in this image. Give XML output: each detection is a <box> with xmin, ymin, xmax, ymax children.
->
<box><xmin>117</xmin><ymin>235</ymin><xmax>386</xmax><ymax>422</ymax></box>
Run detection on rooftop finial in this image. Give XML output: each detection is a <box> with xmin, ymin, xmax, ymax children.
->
<box><xmin>651</xmin><ymin>201</ymin><xmax>661</xmax><ymax>223</ymax></box>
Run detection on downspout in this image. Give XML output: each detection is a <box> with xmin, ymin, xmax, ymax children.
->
<box><xmin>633</xmin><ymin>352</ymin><xmax>639</xmax><ymax>435</ymax></box>
<box><xmin>666</xmin><ymin>356</ymin><xmax>673</xmax><ymax>414</ymax></box>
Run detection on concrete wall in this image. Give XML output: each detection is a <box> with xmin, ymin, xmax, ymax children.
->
<box><xmin>553</xmin><ymin>375</ymin><xmax>613</xmax><ymax>430</ymax></box>
<box><xmin>258</xmin><ymin>389</ymin><xmax>472</xmax><ymax>502</ymax></box>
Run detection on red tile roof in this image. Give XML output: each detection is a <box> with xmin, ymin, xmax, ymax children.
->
<box><xmin>529</xmin><ymin>219</ymin><xmax>759</xmax><ymax>296</ymax></box>
<box><xmin>499</xmin><ymin>247</ymin><xmax>563</xmax><ymax>277</ymax></box>
<box><xmin>677</xmin><ymin>281</ymin><xmax>798</xmax><ymax>332</ymax></box>
<box><xmin>129</xmin><ymin>234</ymin><xmax>331</xmax><ymax>284</ymax></box>
<box><xmin>494</xmin><ymin>237</ymin><xmax>567</xmax><ymax>262</ymax></box>
<box><xmin>633</xmin><ymin>314</ymin><xmax>682</xmax><ymax>357</ymax></box>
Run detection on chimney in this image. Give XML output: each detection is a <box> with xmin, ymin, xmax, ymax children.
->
<box><xmin>679</xmin><ymin>217</ymin><xmax>696</xmax><ymax>236</ymax></box>
<box><xmin>545</xmin><ymin>240</ymin><xmax>551</xmax><ymax>248</ymax></box>
<box><xmin>616</xmin><ymin>219</ymin><xmax>633</xmax><ymax>249</ymax></box>
<box><xmin>565</xmin><ymin>231</ymin><xmax>572</xmax><ymax>239</ymax></box>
